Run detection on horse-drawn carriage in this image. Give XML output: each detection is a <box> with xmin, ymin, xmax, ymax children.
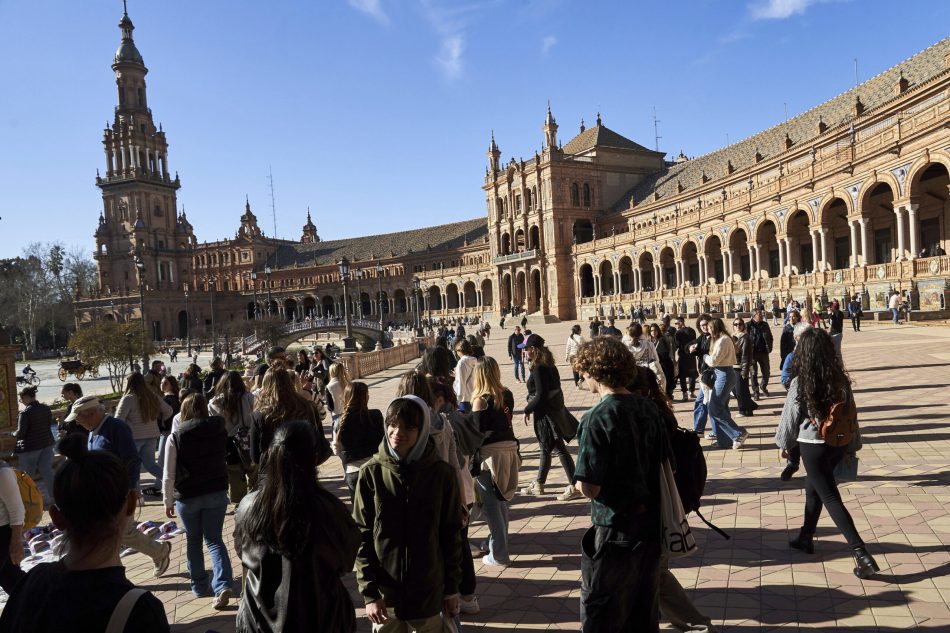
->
<box><xmin>58</xmin><ymin>357</ymin><xmax>99</xmax><ymax>381</ymax></box>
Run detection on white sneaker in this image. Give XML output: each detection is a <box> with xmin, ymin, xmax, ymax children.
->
<box><xmin>557</xmin><ymin>485</ymin><xmax>582</xmax><ymax>501</ymax></box>
<box><xmin>153</xmin><ymin>541</ymin><xmax>171</xmax><ymax>577</ymax></box>
<box><xmin>520</xmin><ymin>480</ymin><xmax>544</xmax><ymax>495</ymax></box>
<box><xmin>733</xmin><ymin>430</ymin><xmax>750</xmax><ymax>450</ymax></box>
<box><xmin>212</xmin><ymin>588</ymin><xmax>232</xmax><ymax>610</ymax></box>
<box><xmin>459</xmin><ymin>595</ymin><xmax>480</xmax><ymax>615</ymax></box>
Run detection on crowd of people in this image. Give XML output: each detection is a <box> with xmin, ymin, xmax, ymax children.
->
<box><xmin>0</xmin><ymin>298</ymin><xmax>880</xmax><ymax>632</ymax></box>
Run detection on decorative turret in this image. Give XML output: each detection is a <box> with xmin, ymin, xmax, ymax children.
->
<box><xmin>301</xmin><ymin>208</ymin><xmax>320</xmax><ymax>243</ymax></box>
<box><xmin>543</xmin><ymin>103</ymin><xmax>558</xmax><ymax>150</ymax></box>
<box><xmin>114</xmin><ymin>2</ymin><xmax>145</xmax><ymax>67</ymax></box>
<box><xmin>237</xmin><ymin>197</ymin><xmax>263</xmax><ymax>239</ymax></box>
<box><xmin>487</xmin><ymin>131</ymin><xmax>501</xmax><ymax>173</ymax></box>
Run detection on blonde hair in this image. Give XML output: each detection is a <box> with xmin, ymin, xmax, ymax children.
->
<box><xmin>328</xmin><ymin>362</ymin><xmax>350</xmax><ymax>389</ymax></box>
<box><xmin>254</xmin><ymin>366</ymin><xmax>313</xmax><ymax>426</ymax></box>
<box><xmin>180</xmin><ymin>393</ymin><xmax>209</xmax><ymax>421</ymax></box>
<box><xmin>472</xmin><ymin>356</ymin><xmax>505</xmax><ymax>410</ymax></box>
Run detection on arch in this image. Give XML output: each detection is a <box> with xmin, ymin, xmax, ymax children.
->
<box><xmin>755</xmin><ymin>220</ymin><xmax>780</xmax><ymax>277</ymax></box>
<box><xmin>681</xmin><ymin>241</ymin><xmax>700</xmax><ymax>285</ymax></box>
<box><xmin>481</xmin><ymin>279</ymin><xmax>493</xmax><ymax>307</ymax></box>
<box><xmin>302</xmin><ymin>296</ymin><xmax>317</xmax><ymax>318</ymax></box>
<box><xmin>858</xmin><ymin>173</ymin><xmax>902</xmax><ymax>209</ymax></box>
<box><xmin>907</xmin><ymin>155</ymin><xmax>950</xmax><ymax>195</ymax></box>
<box><xmin>728</xmin><ymin>228</ymin><xmax>750</xmax><ymax>281</ymax></box>
<box><xmin>427</xmin><ymin>286</ymin><xmax>442</xmax><ymax>311</ymax></box>
<box><xmin>822</xmin><ymin>197</ymin><xmax>852</xmax><ymax>269</ymax></box>
<box><xmin>394</xmin><ymin>289</ymin><xmax>407</xmax><ymax>313</ymax></box>
<box><xmin>618</xmin><ymin>256</ymin><xmax>634</xmax><ymax>293</ymax></box>
<box><xmin>529</xmin><ymin>225</ymin><xmax>540</xmax><ymax>250</ymax></box>
<box><xmin>659</xmin><ymin>246</ymin><xmax>676</xmax><ymax>289</ymax></box>
<box><xmin>462</xmin><ymin>281</ymin><xmax>477</xmax><ymax>308</ymax></box>
<box><xmin>908</xmin><ymin>162</ymin><xmax>950</xmax><ymax>258</ymax></box>
<box><xmin>514</xmin><ymin>229</ymin><xmax>526</xmax><ymax>251</ymax></box>
<box><xmin>514</xmin><ymin>271</ymin><xmax>527</xmax><ymax>310</ymax></box>
<box><xmin>283</xmin><ymin>298</ymin><xmax>298</xmax><ymax>322</ymax></box>
<box><xmin>321</xmin><ymin>295</ymin><xmax>335</xmax><ymax>317</ymax></box>
<box><xmin>501</xmin><ymin>232</ymin><xmax>511</xmax><ymax>255</ymax></box>
<box><xmin>178</xmin><ymin>310</ymin><xmax>189</xmax><ymax>338</ymax></box>
<box><xmin>859</xmin><ymin>183</ymin><xmax>898</xmax><ymax>264</ymax></box>
<box><xmin>446</xmin><ymin>283</ymin><xmax>460</xmax><ymax>310</ymax></box>
<box><xmin>359</xmin><ymin>292</ymin><xmax>371</xmax><ymax>317</ymax></box>
<box><xmin>573</xmin><ymin>219</ymin><xmax>594</xmax><ymax>244</ymax></box>
<box><xmin>816</xmin><ymin>193</ymin><xmax>853</xmax><ymax>225</ymax></box>
<box><xmin>638</xmin><ymin>251</ymin><xmax>655</xmax><ymax>291</ymax></box>
<box><xmin>599</xmin><ymin>260</ymin><xmax>614</xmax><ymax>295</ymax></box>
<box><xmin>530</xmin><ymin>269</ymin><xmax>542</xmax><ymax>313</ymax></box>
<box><xmin>578</xmin><ymin>263</ymin><xmax>594</xmax><ymax>298</ymax></box>
<box><xmin>501</xmin><ymin>273</ymin><xmax>513</xmax><ymax>309</ymax></box>
<box><xmin>785</xmin><ymin>209</ymin><xmax>813</xmax><ymax>273</ymax></box>
<box><xmin>704</xmin><ymin>235</ymin><xmax>724</xmax><ymax>283</ymax></box>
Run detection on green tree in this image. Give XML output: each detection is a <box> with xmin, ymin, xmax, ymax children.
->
<box><xmin>69</xmin><ymin>321</ymin><xmax>155</xmax><ymax>392</ymax></box>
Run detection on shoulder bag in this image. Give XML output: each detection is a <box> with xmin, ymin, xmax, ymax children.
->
<box><xmin>659</xmin><ymin>459</ymin><xmax>698</xmax><ymax>558</ymax></box>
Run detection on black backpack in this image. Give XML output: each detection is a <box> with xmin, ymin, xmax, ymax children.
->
<box><xmin>668</xmin><ymin>425</ymin><xmax>730</xmax><ymax>540</ymax></box>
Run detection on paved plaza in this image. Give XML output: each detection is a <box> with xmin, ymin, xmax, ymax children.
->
<box><xmin>73</xmin><ymin>319</ymin><xmax>950</xmax><ymax>632</ymax></box>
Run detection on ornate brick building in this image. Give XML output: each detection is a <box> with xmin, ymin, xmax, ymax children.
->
<box><xmin>76</xmin><ymin>9</ymin><xmax>950</xmax><ymax>338</ymax></box>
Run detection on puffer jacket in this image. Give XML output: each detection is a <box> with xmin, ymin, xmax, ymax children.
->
<box><xmin>352</xmin><ymin>439</ymin><xmax>463</xmax><ymax>621</ymax></box>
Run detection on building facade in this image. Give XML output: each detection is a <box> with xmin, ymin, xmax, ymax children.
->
<box><xmin>76</xmin><ymin>10</ymin><xmax>950</xmax><ymax>339</ymax></box>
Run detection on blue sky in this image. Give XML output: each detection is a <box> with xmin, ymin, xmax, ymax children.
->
<box><xmin>0</xmin><ymin>0</ymin><xmax>947</xmax><ymax>257</ymax></box>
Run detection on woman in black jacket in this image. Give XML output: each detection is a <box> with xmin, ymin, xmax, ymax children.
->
<box><xmin>688</xmin><ymin>314</ymin><xmax>712</xmax><ymax>436</ymax></box>
<box><xmin>333</xmin><ymin>382</ymin><xmax>383</xmax><ymax>497</ymax></box>
<box><xmin>520</xmin><ymin>334</ymin><xmax>578</xmax><ymax>501</ymax></box>
<box><xmin>235</xmin><ymin>420</ymin><xmax>359</xmax><ymax>633</ymax></box>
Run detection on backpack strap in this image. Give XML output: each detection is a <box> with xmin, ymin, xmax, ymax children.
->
<box><xmin>105</xmin><ymin>588</ymin><xmax>147</xmax><ymax>633</ymax></box>
<box><xmin>693</xmin><ymin>508</ymin><xmax>731</xmax><ymax>540</ymax></box>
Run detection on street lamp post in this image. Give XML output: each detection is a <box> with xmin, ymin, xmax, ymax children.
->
<box><xmin>355</xmin><ymin>268</ymin><xmax>364</xmax><ymax>321</ymax></box>
<box><xmin>376</xmin><ymin>263</ymin><xmax>384</xmax><ymax>343</ymax></box>
<box><xmin>412</xmin><ymin>276</ymin><xmax>422</xmax><ymax>335</ymax></box>
<box><xmin>134</xmin><ymin>255</ymin><xmax>148</xmax><ymax>370</ymax></box>
<box><xmin>209</xmin><ymin>277</ymin><xmax>217</xmax><ymax>357</ymax></box>
<box><xmin>264</xmin><ymin>265</ymin><xmax>273</xmax><ymax>317</ymax></box>
<box><xmin>250</xmin><ymin>271</ymin><xmax>259</xmax><ymax>319</ymax></box>
<box><xmin>337</xmin><ymin>257</ymin><xmax>356</xmax><ymax>352</ymax></box>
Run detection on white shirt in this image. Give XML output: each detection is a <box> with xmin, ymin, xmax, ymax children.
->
<box><xmin>453</xmin><ymin>354</ymin><xmax>478</xmax><ymax>403</ymax></box>
<box><xmin>0</xmin><ymin>467</ymin><xmax>25</xmax><ymax>527</ymax></box>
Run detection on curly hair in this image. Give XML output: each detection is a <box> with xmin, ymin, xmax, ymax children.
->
<box><xmin>572</xmin><ymin>336</ymin><xmax>636</xmax><ymax>389</ymax></box>
<box><xmin>791</xmin><ymin>328</ymin><xmax>851</xmax><ymax>419</ymax></box>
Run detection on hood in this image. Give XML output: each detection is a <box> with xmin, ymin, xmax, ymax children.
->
<box><xmin>383</xmin><ymin>395</ymin><xmax>432</xmax><ymax>465</ymax></box>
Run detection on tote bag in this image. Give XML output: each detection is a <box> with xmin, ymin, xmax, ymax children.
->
<box><xmin>659</xmin><ymin>459</ymin><xmax>698</xmax><ymax>558</ymax></box>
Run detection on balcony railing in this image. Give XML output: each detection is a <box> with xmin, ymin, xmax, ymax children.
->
<box><xmin>493</xmin><ymin>249</ymin><xmax>537</xmax><ymax>265</ymax></box>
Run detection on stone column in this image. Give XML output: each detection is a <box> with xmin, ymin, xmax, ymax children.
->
<box><xmin>746</xmin><ymin>244</ymin><xmax>754</xmax><ymax>280</ymax></box>
<box><xmin>819</xmin><ymin>228</ymin><xmax>829</xmax><ymax>271</ymax></box>
<box><xmin>777</xmin><ymin>239</ymin><xmax>786</xmax><ymax>276</ymax></box>
<box><xmin>674</xmin><ymin>260</ymin><xmax>682</xmax><ymax>288</ymax></box>
<box><xmin>634</xmin><ymin>268</ymin><xmax>641</xmax><ymax>292</ymax></box>
<box><xmin>594</xmin><ymin>275</ymin><xmax>600</xmax><ymax>296</ymax></box>
<box><xmin>908</xmin><ymin>203</ymin><xmax>920</xmax><ymax>259</ymax></box>
<box><xmin>753</xmin><ymin>244</ymin><xmax>762</xmax><ymax>279</ymax></box>
<box><xmin>894</xmin><ymin>207</ymin><xmax>906</xmax><ymax>261</ymax></box>
<box><xmin>810</xmin><ymin>231</ymin><xmax>819</xmax><ymax>272</ymax></box>
<box><xmin>849</xmin><ymin>220</ymin><xmax>858</xmax><ymax>268</ymax></box>
<box><xmin>859</xmin><ymin>218</ymin><xmax>869</xmax><ymax>266</ymax></box>
<box><xmin>784</xmin><ymin>237</ymin><xmax>793</xmax><ymax>274</ymax></box>
<box><xmin>722</xmin><ymin>250</ymin><xmax>732</xmax><ymax>281</ymax></box>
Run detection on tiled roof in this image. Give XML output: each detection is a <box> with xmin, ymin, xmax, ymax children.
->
<box><xmin>271</xmin><ymin>217</ymin><xmax>488</xmax><ymax>268</ymax></box>
<box><xmin>562</xmin><ymin>123</ymin><xmax>653</xmax><ymax>154</ymax></box>
<box><xmin>609</xmin><ymin>36</ymin><xmax>950</xmax><ymax>212</ymax></box>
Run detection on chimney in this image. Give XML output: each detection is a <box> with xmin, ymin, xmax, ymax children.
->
<box><xmin>895</xmin><ymin>71</ymin><xmax>909</xmax><ymax>96</ymax></box>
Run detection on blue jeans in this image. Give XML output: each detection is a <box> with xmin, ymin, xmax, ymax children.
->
<box><xmin>135</xmin><ymin>438</ymin><xmax>163</xmax><ymax>481</ymax></box>
<box><xmin>709</xmin><ymin>368</ymin><xmax>745</xmax><ymax>448</ymax></box>
<box><xmin>512</xmin><ymin>357</ymin><xmax>525</xmax><ymax>381</ymax></box>
<box><xmin>891</xmin><ymin>307</ymin><xmax>899</xmax><ymax>323</ymax></box>
<box><xmin>175</xmin><ymin>490</ymin><xmax>232</xmax><ymax>596</ymax></box>
<box><xmin>17</xmin><ymin>446</ymin><xmax>54</xmax><ymax>503</ymax></box>
<box><xmin>157</xmin><ymin>434</ymin><xmax>169</xmax><ymax>474</ymax></box>
<box><xmin>692</xmin><ymin>387</ymin><xmax>715</xmax><ymax>437</ymax></box>
<box><xmin>475</xmin><ymin>469</ymin><xmax>510</xmax><ymax>563</ymax></box>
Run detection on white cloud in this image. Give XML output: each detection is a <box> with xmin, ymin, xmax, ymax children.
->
<box><xmin>348</xmin><ymin>0</ymin><xmax>388</xmax><ymax>24</ymax></box>
<box><xmin>749</xmin><ymin>0</ymin><xmax>817</xmax><ymax>20</ymax></box>
<box><xmin>437</xmin><ymin>35</ymin><xmax>464</xmax><ymax>79</ymax></box>
<box><xmin>542</xmin><ymin>35</ymin><xmax>557</xmax><ymax>55</ymax></box>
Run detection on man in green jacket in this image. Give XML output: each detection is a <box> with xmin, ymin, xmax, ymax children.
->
<box><xmin>353</xmin><ymin>395</ymin><xmax>463</xmax><ymax>632</ymax></box>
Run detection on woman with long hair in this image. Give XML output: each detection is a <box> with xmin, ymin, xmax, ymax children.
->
<box><xmin>0</xmin><ymin>434</ymin><xmax>170</xmax><ymax>632</ymax></box>
<box><xmin>235</xmin><ymin>421</ymin><xmax>359</xmax><ymax>633</ymax></box>
<box><xmin>564</xmin><ymin>325</ymin><xmax>585</xmax><ymax>389</ymax></box>
<box><xmin>210</xmin><ymin>371</ymin><xmax>258</xmax><ymax>504</ymax></box>
<box><xmin>471</xmin><ymin>356</ymin><xmax>519</xmax><ymax>566</ymax></box>
<box><xmin>334</xmin><ymin>382</ymin><xmax>384</xmax><ymax>496</ymax></box>
<box><xmin>624</xmin><ymin>323</ymin><xmax>663</xmax><ymax>392</ymax></box>
<box><xmin>775</xmin><ymin>328</ymin><xmax>877</xmax><ymax>578</ymax></box>
<box><xmin>703</xmin><ymin>318</ymin><xmax>749</xmax><ymax>449</ymax></box>
<box><xmin>157</xmin><ymin>375</ymin><xmax>180</xmax><ymax>479</ymax></box>
<box><xmin>181</xmin><ymin>363</ymin><xmax>203</xmax><ymax>394</ymax></box>
<box><xmin>651</xmin><ymin>323</ymin><xmax>676</xmax><ymax>400</ymax></box>
<box><xmin>250</xmin><ymin>366</ymin><xmax>329</xmax><ymax>466</ymax></box>
<box><xmin>115</xmin><ymin>372</ymin><xmax>172</xmax><ymax>489</ymax></box>
<box><xmin>163</xmin><ymin>393</ymin><xmax>232</xmax><ymax>608</ymax></box>
<box><xmin>325</xmin><ymin>362</ymin><xmax>350</xmax><ymax>431</ymax></box>
<box><xmin>521</xmin><ymin>334</ymin><xmax>579</xmax><ymax>501</ymax></box>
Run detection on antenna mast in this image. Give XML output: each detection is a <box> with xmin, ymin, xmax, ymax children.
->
<box><xmin>652</xmin><ymin>106</ymin><xmax>661</xmax><ymax>152</ymax></box>
<box><xmin>853</xmin><ymin>58</ymin><xmax>859</xmax><ymax>87</ymax></box>
<box><xmin>267</xmin><ymin>166</ymin><xmax>278</xmax><ymax>238</ymax></box>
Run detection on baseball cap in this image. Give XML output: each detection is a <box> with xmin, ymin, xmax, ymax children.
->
<box><xmin>517</xmin><ymin>333</ymin><xmax>545</xmax><ymax>349</ymax></box>
<box><xmin>63</xmin><ymin>395</ymin><xmax>101</xmax><ymax>422</ymax></box>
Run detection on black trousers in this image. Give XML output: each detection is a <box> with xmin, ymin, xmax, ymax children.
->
<box><xmin>799</xmin><ymin>443</ymin><xmax>863</xmax><ymax>547</ymax></box>
<box><xmin>581</xmin><ymin>525</ymin><xmax>660</xmax><ymax>633</ymax></box>
<box><xmin>678</xmin><ymin>375</ymin><xmax>696</xmax><ymax>395</ymax></box>
<box><xmin>851</xmin><ymin>316</ymin><xmax>861</xmax><ymax>331</ymax></box>
<box><xmin>659</xmin><ymin>357</ymin><xmax>675</xmax><ymax>399</ymax></box>
<box><xmin>786</xmin><ymin>444</ymin><xmax>801</xmax><ymax>467</ymax></box>
<box><xmin>535</xmin><ymin>417</ymin><xmax>575</xmax><ymax>484</ymax></box>
<box><xmin>750</xmin><ymin>351</ymin><xmax>770</xmax><ymax>393</ymax></box>
<box><xmin>572</xmin><ymin>369</ymin><xmax>582</xmax><ymax>386</ymax></box>
<box><xmin>459</xmin><ymin>521</ymin><xmax>476</xmax><ymax>596</ymax></box>
<box><xmin>732</xmin><ymin>371</ymin><xmax>756</xmax><ymax>414</ymax></box>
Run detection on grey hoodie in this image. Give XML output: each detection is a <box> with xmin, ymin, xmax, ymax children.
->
<box><xmin>384</xmin><ymin>395</ymin><xmax>432</xmax><ymax>464</ymax></box>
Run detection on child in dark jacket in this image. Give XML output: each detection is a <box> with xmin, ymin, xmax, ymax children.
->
<box><xmin>353</xmin><ymin>395</ymin><xmax>463</xmax><ymax>631</ymax></box>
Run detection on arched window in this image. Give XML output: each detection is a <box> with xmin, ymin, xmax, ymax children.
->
<box><xmin>583</xmin><ymin>183</ymin><xmax>591</xmax><ymax>207</ymax></box>
<box><xmin>571</xmin><ymin>183</ymin><xmax>580</xmax><ymax>207</ymax></box>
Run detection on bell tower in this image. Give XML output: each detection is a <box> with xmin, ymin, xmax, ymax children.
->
<box><xmin>94</xmin><ymin>3</ymin><xmax>186</xmax><ymax>295</ymax></box>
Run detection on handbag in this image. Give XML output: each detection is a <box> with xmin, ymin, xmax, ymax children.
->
<box><xmin>544</xmin><ymin>388</ymin><xmax>579</xmax><ymax>442</ymax></box>
<box><xmin>834</xmin><ymin>452</ymin><xmax>859</xmax><ymax>481</ymax></box>
<box><xmin>229</xmin><ymin>428</ymin><xmax>252</xmax><ymax>472</ymax></box>
<box><xmin>659</xmin><ymin>459</ymin><xmax>697</xmax><ymax>558</ymax></box>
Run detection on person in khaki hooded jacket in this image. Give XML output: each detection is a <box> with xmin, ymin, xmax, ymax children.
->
<box><xmin>353</xmin><ymin>395</ymin><xmax>463</xmax><ymax>632</ymax></box>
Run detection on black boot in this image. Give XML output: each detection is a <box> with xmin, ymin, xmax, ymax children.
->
<box><xmin>789</xmin><ymin>533</ymin><xmax>814</xmax><ymax>554</ymax></box>
<box><xmin>852</xmin><ymin>546</ymin><xmax>880</xmax><ymax>579</ymax></box>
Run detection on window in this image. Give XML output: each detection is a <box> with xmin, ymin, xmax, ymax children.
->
<box><xmin>571</xmin><ymin>183</ymin><xmax>580</xmax><ymax>207</ymax></box>
<box><xmin>153</xmin><ymin>204</ymin><xmax>162</xmax><ymax>217</ymax></box>
<box><xmin>583</xmin><ymin>183</ymin><xmax>591</xmax><ymax>207</ymax></box>
<box><xmin>525</xmin><ymin>189</ymin><xmax>532</xmax><ymax>211</ymax></box>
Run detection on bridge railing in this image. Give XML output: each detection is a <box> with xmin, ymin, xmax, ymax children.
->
<box><xmin>336</xmin><ymin>335</ymin><xmax>434</xmax><ymax>379</ymax></box>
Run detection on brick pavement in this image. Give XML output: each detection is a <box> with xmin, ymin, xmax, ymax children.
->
<box><xmin>109</xmin><ymin>319</ymin><xmax>950</xmax><ymax>632</ymax></box>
